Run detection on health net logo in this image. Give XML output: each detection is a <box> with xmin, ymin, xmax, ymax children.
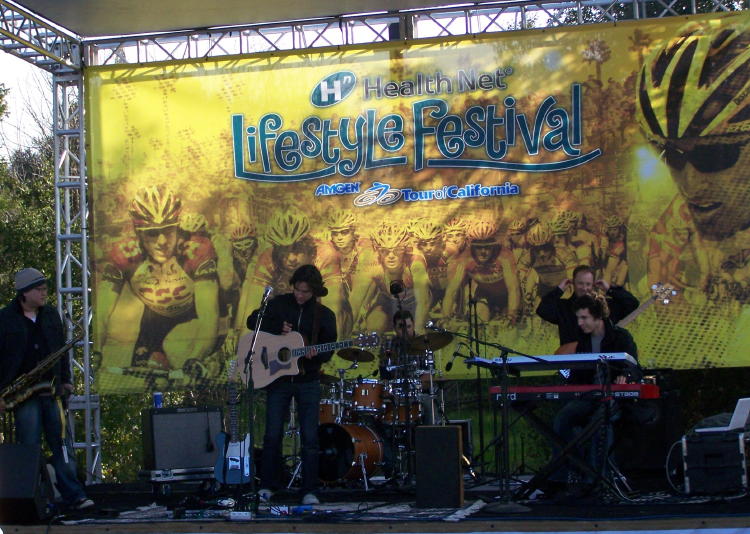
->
<box><xmin>310</xmin><ymin>71</ymin><xmax>357</xmax><ymax>108</ymax></box>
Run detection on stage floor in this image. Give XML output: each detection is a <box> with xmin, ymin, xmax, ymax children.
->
<box><xmin>3</xmin><ymin>478</ymin><xmax>750</xmax><ymax>533</ymax></box>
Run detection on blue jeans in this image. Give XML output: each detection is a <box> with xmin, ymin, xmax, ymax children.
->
<box><xmin>550</xmin><ymin>399</ymin><xmax>619</xmax><ymax>484</ymax></box>
<box><xmin>15</xmin><ymin>395</ymin><xmax>87</xmax><ymax>505</ymax></box>
<box><xmin>260</xmin><ymin>380</ymin><xmax>320</xmax><ymax>493</ymax></box>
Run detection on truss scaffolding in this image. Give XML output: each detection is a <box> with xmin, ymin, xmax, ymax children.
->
<box><xmin>0</xmin><ymin>0</ymin><xmax>747</xmax><ymax>484</ymax></box>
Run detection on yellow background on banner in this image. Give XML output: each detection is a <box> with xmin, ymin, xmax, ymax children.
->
<box><xmin>86</xmin><ymin>12</ymin><xmax>750</xmax><ymax>393</ymax></box>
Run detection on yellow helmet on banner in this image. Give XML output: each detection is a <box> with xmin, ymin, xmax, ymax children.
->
<box><xmin>637</xmin><ymin>21</ymin><xmax>750</xmax><ymax>142</ymax></box>
<box><xmin>526</xmin><ymin>223</ymin><xmax>553</xmax><ymax>247</ymax></box>
<box><xmin>371</xmin><ymin>222</ymin><xmax>408</xmax><ymax>248</ymax></box>
<box><xmin>266</xmin><ymin>209</ymin><xmax>311</xmax><ymax>246</ymax></box>
<box><xmin>326</xmin><ymin>209</ymin><xmax>356</xmax><ymax>230</ymax></box>
<box><xmin>130</xmin><ymin>185</ymin><xmax>181</xmax><ymax>230</ymax></box>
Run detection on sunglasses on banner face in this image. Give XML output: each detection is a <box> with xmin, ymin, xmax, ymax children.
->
<box><xmin>659</xmin><ymin>140</ymin><xmax>748</xmax><ymax>173</ymax></box>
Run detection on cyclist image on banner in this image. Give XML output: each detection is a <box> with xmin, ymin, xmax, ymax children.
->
<box><xmin>354</xmin><ymin>221</ymin><xmax>430</xmax><ymax>334</ymax></box>
<box><xmin>95</xmin><ymin>186</ymin><xmax>220</xmax><ymax>389</ymax></box>
<box><xmin>235</xmin><ymin>208</ymin><xmax>351</xmax><ymax>339</ymax></box>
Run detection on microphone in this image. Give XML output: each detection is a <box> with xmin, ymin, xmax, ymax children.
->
<box><xmin>261</xmin><ymin>285</ymin><xmax>273</xmax><ymax>303</ymax></box>
<box><xmin>446</xmin><ymin>351</ymin><xmax>466</xmax><ymax>372</ymax></box>
<box><xmin>389</xmin><ymin>280</ymin><xmax>404</xmax><ymax>296</ymax></box>
<box><xmin>424</xmin><ymin>320</ymin><xmax>446</xmax><ymax>333</ymax></box>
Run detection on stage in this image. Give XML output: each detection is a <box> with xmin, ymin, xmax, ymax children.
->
<box><xmin>4</xmin><ymin>477</ymin><xmax>749</xmax><ymax>534</ymax></box>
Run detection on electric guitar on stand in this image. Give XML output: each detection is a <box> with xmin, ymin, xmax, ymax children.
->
<box><xmin>214</xmin><ymin>360</ymin><xmax>252</xmax><ymax>485</ymax></box>
<box><xmin>236</xmin><ymin>331</ymin><xmax>379</xmax><ymax>389</ymax></box>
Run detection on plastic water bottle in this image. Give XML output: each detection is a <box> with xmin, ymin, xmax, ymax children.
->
<box><xmin>153</xmin><ymin>392</ymin><xmax>163</xmax><ymax>409</ymax></box>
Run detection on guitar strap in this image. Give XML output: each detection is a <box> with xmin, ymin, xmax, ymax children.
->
<box><xmin>311</xmin><ymin>301</ymin><xmax>322</xmax><ymax>346</ymax></box>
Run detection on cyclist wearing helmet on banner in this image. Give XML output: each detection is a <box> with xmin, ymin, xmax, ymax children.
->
<box><xmin>637</xmin><ymin>20</ymin><xmax>750</xmax><ymax>301</ymax></box>
<box><xmin>410</xmin><ymin>218</ymin><xmax>452</xmax><ymax>315</ymax></box>
<box><xmin>354</xmin><ymin>221</ymin><xmax>430</xmax><ymax>334</ymax></box>
<box><xmin>96</xmin><ymin>185</ymin><xmax>220</xmax><ymax>382</ymax></box>
<box><xmin>600</xmin><ymin>215</ymin><xmax>629</xmax><ymax>287</ymax></box>
<box><xmin>522</xmin><ymin>221</ymin><xmax>569</xmax><ymax>306</ymax></box>
<box><xmin>238</xmin><ymin>208</ymin><xmax>349</xmax><ymax>336</ymax></box>
<box><xmin>442</xmin><ymin>217</ymin><xmax>521</xmax><ymax>324</ymax></box>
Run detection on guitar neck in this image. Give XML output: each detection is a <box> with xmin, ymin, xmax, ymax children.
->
<box><xmin>616</xmin><ymin>296</ymin><xmax>655</xmax><ymax>328</ymax></box>
<box><xmin>291</xmin><ymin>339</ymin><xmax>354</xmax><ymax>358</ymax></box>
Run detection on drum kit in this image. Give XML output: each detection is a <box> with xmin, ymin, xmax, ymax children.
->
<box><xmin>310</xmin><ymin>331</ymin><xmax>453</xmax><ymax>487</ymax></box>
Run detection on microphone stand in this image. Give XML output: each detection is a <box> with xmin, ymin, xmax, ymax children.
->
<box><xmin>391</xmin><ymin>282</ymin><xmax>416</xmax><ymax>483</ymax></box>
<box><xmin>459</xmin><ymin>335</ymin><xmax>531</xmax><ymax>513</ymax></box>
<box><xmin>239</xmin><ymin>290</ymin><xmax>272</xmax><ymax>513</ymax></box>
<box><xmin>466</xmin><ymin>277</ymin><xmax>486</xmax><ymax>478</ymax></box>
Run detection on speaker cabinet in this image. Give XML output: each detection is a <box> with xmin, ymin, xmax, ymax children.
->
<box><xmin>142</xmin><ymin>406</ymin><xmax>222</xmax><ymax>470</ymax></box>
<box><xmin>0</xmin><ymin>444</ymin><xmax>51</xmax><ymax>523</ymax></box>
<box><xmin>416</xmin><ymin>425</ymin><xmax>463</xmax><ymax>508</ymax></box>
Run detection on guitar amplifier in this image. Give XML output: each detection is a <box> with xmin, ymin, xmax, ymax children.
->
<box><xmin>142</xmin><ymin>406</ymin><xmax>223</xmax><ymax>471</ymax></box>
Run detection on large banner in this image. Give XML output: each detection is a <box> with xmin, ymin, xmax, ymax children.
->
<box><xmin>87</xmin><ymin>12</ymin><xmax>750</xmax><ymax>393</ymax></box>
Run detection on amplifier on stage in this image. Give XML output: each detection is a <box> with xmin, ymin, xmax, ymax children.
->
<box><xmin>142</xmin><ymin>406</ymin><xmax>223</xmax><ymax>471</ymax></box>
<box><xmin>682</xmin><ymin>431</ymin><xmax>747</xmax><ymax>495</ymax></box>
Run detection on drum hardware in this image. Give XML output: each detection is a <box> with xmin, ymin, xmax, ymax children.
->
<box><xmin>357</xmin><ymin>451</ymin><xmax>371</xmax><ymax>491</ymax></box>
<box><xmin>285</xmin><ymin>398</ymin><xmax>302</xmax><ymax>489</ymax></box>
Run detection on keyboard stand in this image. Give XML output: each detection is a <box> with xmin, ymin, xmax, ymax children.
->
<box><xmin>512</xmin><ymin>401</ymin><xmax>621</xmax><ymax>500</ymax></box>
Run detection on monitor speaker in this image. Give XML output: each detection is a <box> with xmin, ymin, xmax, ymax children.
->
<box><xmin>142</xmin><ymin>406</ymin><xmax>223</xmax><ymax>470</ymax></box>
<box><xmin>416</xmin><ymin>425</ymin><xmax>464</xmax><ymax>508</ymax></box>
<box><xmin>0</xmin><ymin>444</ymin><xmax>51</xmax><ymax>524</ymax></box>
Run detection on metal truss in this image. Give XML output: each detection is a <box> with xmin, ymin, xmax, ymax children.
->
<box><xmin>53</xmin><ymin>71</ymin><xmax>100</xmax><ymax>483</ymax></box>
<box><xmin>0</xmin><ymin>0</ymin><xmax>80</xmax><ymax>72</ymax></box>
<box><xmin>86</xmin><ymin>0</ymin><xmax>748</xmax><ymax>66</ymax></box>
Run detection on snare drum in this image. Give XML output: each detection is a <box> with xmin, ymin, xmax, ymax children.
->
<box><xmin>351</xmin><ymin>378</ymin><xmax>384</xmax><ymax>414</ymax></box>
<box><xmin>318</xmin><ymin>423</ymin><xmax>383</xmax><ymax>482</ymax></box>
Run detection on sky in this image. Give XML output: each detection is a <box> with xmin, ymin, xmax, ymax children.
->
<box><xmin>0</xmin><ymin>50</ymin><xmax>52</xmax><ymax>158</ymax></box>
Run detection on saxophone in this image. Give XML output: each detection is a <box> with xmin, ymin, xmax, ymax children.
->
<box><xmin>0</xmin><ymin>333</ymin><xmax>83</xmax><ymax>410</ymax></box>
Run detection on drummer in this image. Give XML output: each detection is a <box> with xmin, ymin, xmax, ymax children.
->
<box><xmin>379</xmin><ymin>310</ymin><xmax>416</xmax><ymax>380</ymax></box>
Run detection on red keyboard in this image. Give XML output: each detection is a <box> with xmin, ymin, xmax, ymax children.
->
<box><xmin>489</xmin><ymin>383</ymin><xmax>660</xmax><ymax>402</ymax></box>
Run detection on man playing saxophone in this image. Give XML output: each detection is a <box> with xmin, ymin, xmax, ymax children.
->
<box><xmin>0</xmin><ymin>268</ymin><xmax>93</xmax><ymax>510</ymax></box>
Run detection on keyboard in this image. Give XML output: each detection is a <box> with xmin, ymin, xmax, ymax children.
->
<box><xmin>489</xmin><ymin>383</ymin><xmax>660</xmax><ymax>402</ymax></box>
<box><xmin>466</xmin><ymin>353</ymin><xmax>638</xmax><ymax>373</ymax></box>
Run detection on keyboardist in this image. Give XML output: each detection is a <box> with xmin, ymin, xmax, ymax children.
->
<box><xmin>545</xmin><ymin>293</ymin><xmax>640</xmax><ymax>499</ymax></box>
<box><xmin>536</xmin><ymin>265</ymin><xmax>639</xmax><ymax>351</ymax></box>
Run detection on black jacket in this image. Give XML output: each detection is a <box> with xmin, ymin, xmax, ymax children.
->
<box><xmin>0</xmin><ymin>299</ymin><xmax>69</xmax><ymax>391</ymax></box>
<box><xmin>570</xmin><ymin>321</ymin><xmax>640</xmax><ymax>384</ymax></box>
<box><xmin>536</xmin><ymin>286</ymin><xmax>639</xmax><ymax>345</ymax></box>
<box><xmin>248</xmin><ymin>293</ymin><xmax>337</xmax><ymax>383</ymax></box>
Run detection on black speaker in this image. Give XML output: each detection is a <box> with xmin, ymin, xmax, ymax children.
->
<box><xmin>416</xmin><ymin>425</ymin><xmax>463</xmax><ymax>508</ymax></box>
<box><xmin>0</xmin><ymin>444</ymin><xmax>51</xmax><ymax>523</ymax></box>
<box><xmin>142</xmin><ymin>406</ymin><xmax>222</xmax><ymax>470</ymax></box>
<box><xmin>614</xmin><ymin>371</ymin><xmax>683</xmax><ymax>489</ymax></box>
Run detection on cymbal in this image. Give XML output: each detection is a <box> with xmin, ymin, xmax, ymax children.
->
<box><xmin>338</xmin><ymin>348</ymin><xmax>375</xmax><ymax>363</ymax></box>
<box><xmin>319</xmin><ymin>373</ymin><xmax>338</xmax><ymax>384</ymax></box>
<box><xmin>408</xmin><ymin>332</ymin><xmax>453</xmax><ymax>352</ymax></box>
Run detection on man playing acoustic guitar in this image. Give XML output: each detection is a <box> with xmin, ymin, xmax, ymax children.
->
<box><xmin>248</xmin><ymin>264</ymin><xmax>337</xmax><ymax>506</ymax></box>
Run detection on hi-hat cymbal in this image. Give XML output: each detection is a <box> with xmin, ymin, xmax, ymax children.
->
<box><xmin>408</xmin><ymin>332</ymin><xmax>453</xmax><ymax>352</ymax></box>
<box><xmin>338</xmin><ymin>348</ymin><xmax>375</xmax><ymax>363</ymax></box>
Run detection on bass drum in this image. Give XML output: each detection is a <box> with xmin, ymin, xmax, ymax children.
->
<box><xmin>318</xmin><ymin>423</ymin><xmax>383</xmax><ymax>482</ymax></box>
